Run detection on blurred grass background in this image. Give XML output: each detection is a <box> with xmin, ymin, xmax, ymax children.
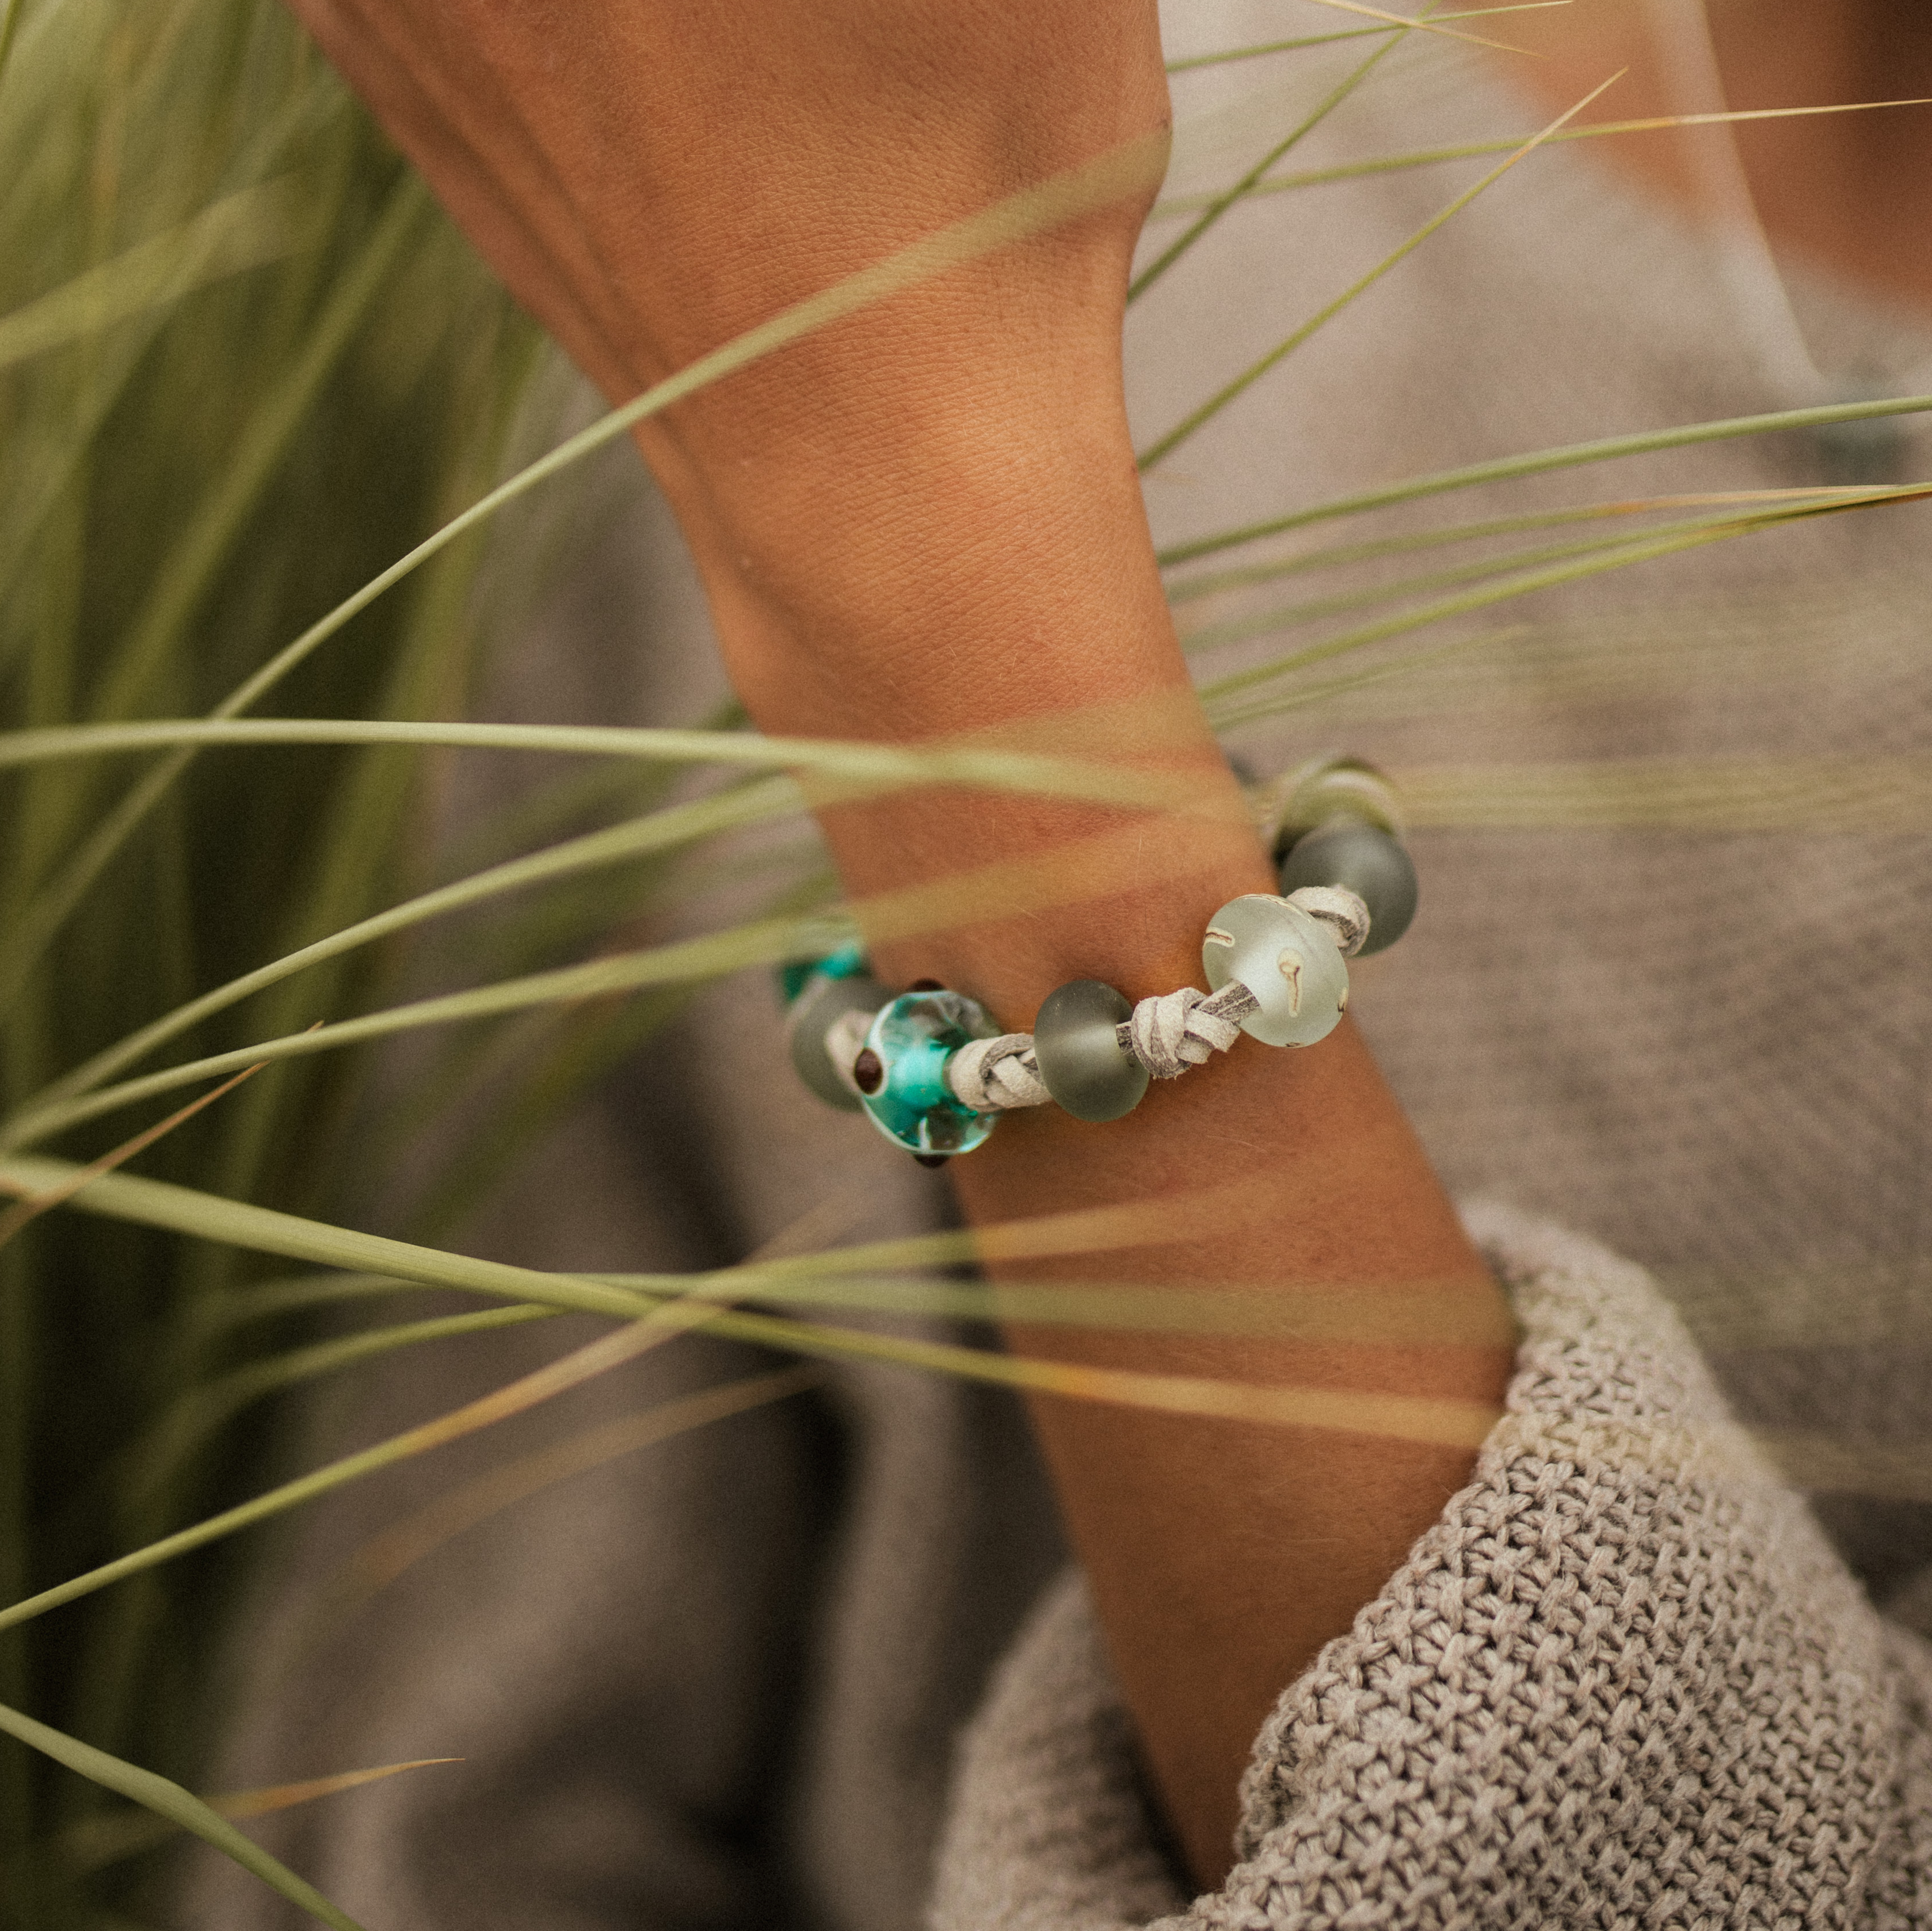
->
<box><xmin>0</xmin><ymin>2</ymin><xmax>554</xmax><ymax>1917</ymax></box>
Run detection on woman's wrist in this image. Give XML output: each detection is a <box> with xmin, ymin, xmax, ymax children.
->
<box><xmin>645</xmin><ymin>335</ymin><xmax>1148</xmax><ymax>683</ymax></box>
<box><xmin>648</xmin><ymin>371</ymin><xmax>1276</xmax><ymax>1017</ymax></box>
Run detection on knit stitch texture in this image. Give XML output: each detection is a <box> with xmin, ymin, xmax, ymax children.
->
<box><xmin>931</xmin><ymin>1206</ymin><xmax>1932</xmax><ymax>1929</ymax></box>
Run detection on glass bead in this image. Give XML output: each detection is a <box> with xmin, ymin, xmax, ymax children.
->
<box><xmin>1813</xmin><ymin>373</ymin><xmax>1908</xmax><ymax>486</ymax></box>
<box><xmin>1276</xmin><ymin>819</ymin><xmax>1417</xmax><ymax>955</ymax></box>
<box><xmin>859</xmin><ymin>989</ymin><xmax>1000</xmax><ymax>1157</ymax></box>
<box><xmin>1269</xmin><ymin>754</ymin><xmax>1403</xmax><ymax>850</ymax></box>
<box><xmin>1033</xmin><ymin>979</ymin><xmax>1148</xmax><ymax>1123</ymax></box>
<box><xmin>787</xmin><ymin>968</ymin><xmax>886</xmax><ymax>1111</ymax></box>
<box><xmin>1201</xmin><ymin>894</ymin><xmax>1348</xmax><ymax>1048</ymax></box>
<box><xmin>779</xmin><ymin>940</ymin><xmax>870</xmax><ymax>1006</ymax></box>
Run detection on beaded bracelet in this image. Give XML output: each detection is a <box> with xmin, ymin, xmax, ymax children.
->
<box><xmin>781</xmin><ymin>755</ymin><xmax>1418</xmax><ymax>1165</ymax></box>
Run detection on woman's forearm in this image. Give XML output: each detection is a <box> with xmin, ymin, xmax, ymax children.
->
<box><xmin>672</xmin><ymin>368</ymin><xmax>1512</xmax><ymax>1887</ymax></box>
<box><xmin>287</xmin><ymin>0</ymin><xmax>1514</xmax><ymax>1880</ymax></box>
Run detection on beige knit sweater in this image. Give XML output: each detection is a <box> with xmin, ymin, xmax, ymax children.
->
<box><xmin>933</xmin><ymin>1206</ymin><xmax>1932</xmax><ymax>1929</ymax></box>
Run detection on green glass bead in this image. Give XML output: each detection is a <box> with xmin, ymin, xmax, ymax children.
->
<box><xmin>1270</xmin><ymin>754</ymin><xmax>1403</xmax><ymax>847</ymax></box>
<box><xmin>1033</xmin><ymin>980</ymin><xmax>1148</xmax><ymax>1123</ymax></box>
<box><xmin>787</xmin><ymin>968</ymin><xmax>886</xmax><ymax>1111</ymax></box>
<box><xmin>859</xmin><ymin>990</ymin><xmax>1000</xmax><ymax>1157</ymax></box>
<box><xmin>1201</xmin><ymin>894</ymin><xmax>1348</xmax><ymax>1048</ymax></box>
<box><xmin>779</xmin><ymin>940</ymin><xmax>870</xmax><ymax>1007</ymax></box>
<box><xmin>1275</xmin><ymin>819</ymin><xmax>1417</xmax><ymax>955</ymax></box>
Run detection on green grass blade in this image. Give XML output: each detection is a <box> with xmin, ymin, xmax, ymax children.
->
<box><xmin>0</xmin><ymin>177</ymin><xmax>318</xmax><ymax>372</ymax></box>
<box><xmin>1130</xmin><ymin>27</ymin><xmax>1405</xmax><ymax>306</ymax></box>
<box><xmin>671</xmin><ymin>1301</ymin><xmax>1501</xmax><ymax>1448</ymax></box>
<box><xmin>0</xmin><ymin>1142</ymin><xmax>1509</xmax><ymax>1456</ymax></box>
<box><xmin>5</xmin><ymin>909</ymin><xmax>857</xmax><ymax>1148</ymax></box>
<box><xmin>200</xmin><ymin>1273</ymin><xmax>444</xmax><ymax>1330</ymax></box>
<box><xmin>55</xmin><ymin>1756</ymin><xmax>462</xmax><ymax>1880</ymax></box>
<box><xmin>1176</xmin><ymin>500</ymin><xmax>1840</xmax><ymax>654</ymax></box>
<box><xmin>124</xmin><ymin>1306</ymin><xmax>556</xmax><ymax>1506</ymax></box>
<box><xmin>0</xmin><ymin>1154</ymin><xmax>666</xmax><ymax>1321</ymax></box>
<box><xmin>1148</xmin><ymin>98</ymin><xmax>1932</xmax><ymax>218</ymax></box>
<box><xmin>0</xmin><ymin>1260</ymin><xmax>1494</xmax><ymax>1653</ymax></box>
<box><xmin>315</xmin><ymin>1367</ymin><xmax>821</xmax><ymax>1624</ymax></box>
<box><xmin>0</xmin><ymin>1143</ymin><xmax>1510</xmax><ymax>1670</ymax></box>
<box><xmin>429</xmin><ymin>693</ymin><xmax>748</xmax><ymax>884</ymax></box>
<box><xmin>120</xmin><ymin>1254</ymin><xmax>1521</xmax><ymax>1352</ymax></box>
<box><xmin>1198</xmin><ymin>524</ymin><xmax>1764</xmax><ymax>721</ymax></box>
<box><xmin>0</xmin><ymin>1151</ymin><xmax>1555</xmax><ymax>1360</ymax></box>
<box><xmin>1164</xmin><ymin>6</ymin><xmax>1584</xmax><ymax>77</ymax></box>
<box><xmin>1215</xmin><ymin>623</ymin><xmax>1526</xmax><ymax>718</ymax></box>
<box><xmin>25</xmin><ymin>775</ymin><xmax>800</xmax><ymax>1115</ymax></box>
<box><xmin>0</xmin><ymin>1240</ymin><xmax>30</xmax><ymax>1897</ymax></box>
<box><xmin>1165</xmin><ymin>24</ymin><xmax>1393</xmax><ymax>71</ymax></box>
<box><xmin>1294</xmin><ymin>0</ymin><xmax>1533</xmax><ymax>52</ymax></box>
<box><xmin>642</xmin><ymin>1269</ymin><xmax>1518</xmax><ymax>1347</ymax></box>
<box><xmin>1157</xmin><ymin>400</ymin><xmax>1932</xmax><ymax>567</ymax></box>
<box><xmin>0</xmin><ymin>82</ymin><xmax>334</xmax><ymax>674</ymax></box>
<box><xmin>0</xmin><ymin>716</ymin><xmax>1190</xmax><ymax>802</ymax></box>
<box><xmin>0</xmin><ymin>1306</ymin><xmax>717</xmax><ymax>1639</ymax></box>
<box><xmin>0</xmin><ymin>0</ymin><xmax>21</xmax><ymax>89</ymax></box>
<box><xmin>1390</xmin><ymin>752</ymin><xmax>1932</xmax><ymax>833</ymax></box>
<box><xmin>1196</xmin><ymin>486</ymin><xmax>1930</xmax><ymax>720</ymax></box>
<box><xmin>0</xmin><ymin>1701</ymin><xmax>367</xmax><ymax>1931</ymax></box>
<box><xmin>1162</xmin><ymin>487</ymin><xmax>1859</xmax><ymax>602</ymax></box>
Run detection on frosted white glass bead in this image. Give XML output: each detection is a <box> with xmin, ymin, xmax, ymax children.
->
<box><xmin>1200</xmin><ymin>894</ymin><xmax>1348</xmax><ymax>1048</ymax></box>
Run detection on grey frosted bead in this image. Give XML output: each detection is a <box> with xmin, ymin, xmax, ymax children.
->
<box><xmin>787</xmin><ymin>970</ymin><xmax>886</xmax><ymax>1110</ymax></box>
<box><xmin>1201</xmin><ymin>894</ymin><xmax>1348</xmax><ymax>1048</ymax></box>
<box><xmin>1813</xmin><ymin>373</ymin><xmax>1908</xmax><ymax>485</ymax></box>
<box><xmin>1276</xmin><ymin>819</ymin><xmax>1417</xmax><ymax>955</ymax></box>
<box><xmin>1032</xmin><ymin>979</ymin><xmax>1148</xmax><ymax>1122</ymax></box>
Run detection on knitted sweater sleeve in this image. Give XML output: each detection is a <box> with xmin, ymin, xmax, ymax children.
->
<box><xmin>929</xmin><ymin>1204</ymin><xmax>1932</xmax><ymax>1930</ymax></box>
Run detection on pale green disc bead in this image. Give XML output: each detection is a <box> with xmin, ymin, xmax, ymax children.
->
<box><xmin>1032</xmin><ymin>979</ymin><xmax>1148</xmax><ymax>1123</ymax></box>
<box><xmin>787</xmin><ymin>970</ymin><xmax>886</xmax><ymax>1110</ymax></box>
<box><xmin>1201</xmin><ymin>894</ymin><xmax>1348</xmax><ymax>1048</ymax></box>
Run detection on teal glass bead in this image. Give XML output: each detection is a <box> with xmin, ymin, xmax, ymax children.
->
<box><xmin>1275</xmin><ymin>819</ymin><xmax>1417</xmax><ymax>955</ymax></box>
<box><xmin>787</xmin><ymin>967</ymin><xmax>887</xmax><ymax>1111</ymax></box>
<box><xmin>779</xmin><ymin>940</ymin><xmax>870</xmax><ymax>1007</ymax></box>
<box><xmin>1033</xmin><ymin>979</ymin><xmax>1147</xmax><ymax>1123</ymax></box>
<box><xmin>859</xmin><ymin>989</ymin><xmax>1000</xmax><ymax>1158</ymax></box>
<box><xmin>1201</xmin><ymin>894</ymin><xmax>1348</xmax><ymax>1048</ymax></box>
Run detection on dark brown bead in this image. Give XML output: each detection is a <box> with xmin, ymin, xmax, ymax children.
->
<box><xmin>908</xmin><ymin>978</ymin><xmax>946</xmax><ymax>993</ymax></box>
<box><xmin>852</xmin><ymin>1047</ymin><xmax>883</xmax><ymax>1094</ymax></box>
<box><xmin>912</xmin><ymin>1152</ymin><xmax>950</xmax><ymax>1168</ymax></box>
